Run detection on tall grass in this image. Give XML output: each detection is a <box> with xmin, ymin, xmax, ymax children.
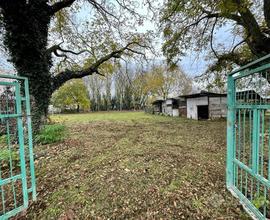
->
<box><xmin>36</xmin><ymin>124</ymin><xmax>66</xmax><ymax>145</ymax></box>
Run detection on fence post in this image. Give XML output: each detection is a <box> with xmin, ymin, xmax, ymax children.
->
<box><xmin>226</xmin><ymin>74</ymin><xmax>235</xmax><ymax>188</ymax></box>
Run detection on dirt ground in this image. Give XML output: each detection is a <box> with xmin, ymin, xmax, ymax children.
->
<box><xmin>24</xmin><ymin>112</ymin><xmax>250</xmax><ymax>219</ymax></box>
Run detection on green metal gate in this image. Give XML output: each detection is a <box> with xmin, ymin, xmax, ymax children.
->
<box><xmin>227</xmin><ymin>54</ymin><xmax>270</xmax><ymax>219</ymax></box>
<box><xmin>0</xmin><ymin>74</ymin><xmax>36</xmax><ymax>219</ymax></box>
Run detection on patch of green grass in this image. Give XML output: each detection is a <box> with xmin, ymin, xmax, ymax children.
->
<box><xmin>0</xmin><ymin>135</ymin><xmax>6</xmax><ymax>145</ymax></box>
<box><xmin>165</xmin><ymin>178</ymin><xmax>182</xmax><ymax>192</ymax></box>
<box><xmin>36</xmin><ymin>124</ymin><xmax>66</xmax><ymax>144</ymax></box>
<box><xmin>192</xmin><ymin>197</ymin><xmax>204</xmax><ymax>209</ymax></box>
<box><xmin>0</xmin><ymin>136</ymin><xmax>20</xmax><ymax>167</ymax></box>
<box><xmin>43</xmin><ymin>185</ymin><xmax>90</xmax><ymax>218</ymax></box>
<box><xmin>252</xmin><ymin>195</ymin><xmax>269</xmax><ymax>209</ymax></box>
<box><xmin>27</xmin><ymin>112</ymin><xmax>249</xmax><ymax>219</ymax></box>
<box><xmin>0</xmin><ymin>149</ymin><xmax>19</xmax><ymax>163</ymax></box>
<box><xmin>50</xmin><ymin>111</ymin><xmax>166</xmax><ymax>124</ymax></box>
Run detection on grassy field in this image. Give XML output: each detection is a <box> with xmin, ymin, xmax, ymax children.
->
<box><xmin>51</xmin><ymin>111</ymin><xmax>155</xmax><ymax>123</ymax></box>
<box><xmin>26</xmin><ymin>111</ymin><xmax>250</xmax><ymax>219</ymax></box>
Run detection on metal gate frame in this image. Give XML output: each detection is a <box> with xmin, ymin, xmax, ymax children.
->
<box><xmin>0</xmin><ymin>74</ymin><xmax>36</xmax><ymax>219</ymax></box>
<box><xmin>227</xmin><ymin>54</ymin><xmax>270</xmax><ymax>219</ymax></box>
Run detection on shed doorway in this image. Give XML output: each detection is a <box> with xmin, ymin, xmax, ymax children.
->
<box><xmin>197</xmin><ymin>105</ymin><xmax>208</xmax><ymax>120</ymax></box>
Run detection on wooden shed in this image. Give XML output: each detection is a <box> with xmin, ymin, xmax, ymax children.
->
<box><xmin>163</xmin><ymin>98</ymin><xmax>180</xmax><ymax>116</ymax></box>
<box><xmin>180</xmin><ymin>91</ymin><xmax>227</xmax><ymax>120</ymax></box>
<box><xmin>152</xmin><ymin>99</ymin><xmax>164</xmax><ymax>114</ymax></box>
<box><xmin>152</xmin><ymin>98</ymin><xmax>180</xmax><ymax>116</ymax></box>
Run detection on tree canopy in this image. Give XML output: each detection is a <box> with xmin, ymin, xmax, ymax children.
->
<box><xmin>144</xmin><ymin>64</ymin><xmax>192</xmax><ymax>99</ymax></box>
<box><xmin>161</xmin><ymin>0</ymin><xmax>270</xmax><ymax>76</ymax></box>
<box><xmin>51</xmin><ymin>79</ymin><xmax>90</xmax><ymax>112</ymax></box>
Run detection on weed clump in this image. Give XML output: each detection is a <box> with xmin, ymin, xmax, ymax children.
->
<box><xmin>36</xmin><ymin>124</ymin><xmax>66</xmax><ymax>145</ymax></box>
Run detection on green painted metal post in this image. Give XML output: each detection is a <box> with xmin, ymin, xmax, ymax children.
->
<box><xmin>227</xmin><ymin>74</ymin><xmax>235</xmax><ymax>188</ymax></box>
<box><xmin>0</xmin><ymin>74</ymin><xmax>36</xmax><ymax>219</ymax></box>
<box><xmin>24</xmin><ymin>78</ymin><xmax>37</xmax><ymax>201</ymax></box>
<box><xmin>226</xmin><ymin>54</ymin><xmax>270</xmax><ymax>219</ymax></box>
<box><xmin>252</xmin><ymin>109</ymin><xmax>259</xmax><ymax>175</ymax></box>
<box><xmin>15</xmin><ymin>82</ymin><xmax>29</xmax><ymax>208</ymax></box>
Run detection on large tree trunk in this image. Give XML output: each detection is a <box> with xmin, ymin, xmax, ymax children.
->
<box><xmin>1</xmin><ymin>0</ymin><xmax>52</xmax><ymax>132</ymax></box>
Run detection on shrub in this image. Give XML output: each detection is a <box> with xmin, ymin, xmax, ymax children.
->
<box><xmin>0</xmin><ymin>135</ymin><xmax>6</xmax><ymax>145</ymax></box>
<box><xmin>36</xmin><ymin>124</ymin><xmax>66</xmax><ymax>145</ymax></box>
<box><xmin>0</xmin><ymin>149</ymin><xmax>20</xmax><ymax>167</ymax></box>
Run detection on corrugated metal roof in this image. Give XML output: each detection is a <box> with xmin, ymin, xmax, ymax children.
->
<box><xmin>179</xmin><ymin>91</ymin><xmax>227</xmax><ymax>99</ymax></box>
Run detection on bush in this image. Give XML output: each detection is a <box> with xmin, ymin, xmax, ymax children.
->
<box><xmin>0</xmin><ymin>149</ymin><xmax>20</xmax><ymax>168</ymax></box>
<box><xmin>0</xmin><ymin>149</ymin><xmax>19</xmax><ymax>161</ymax></box>
<box><xmin>0</xmin><ymin>135</ymin><xmax>6</xmax><ymax>145</ymax></box>
<box><xmin>36</xmin><ymin>124</ymin><xmax>66</xmax><ymax>145</ymax></box>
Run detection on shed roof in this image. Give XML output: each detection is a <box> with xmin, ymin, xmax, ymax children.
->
<box><xmin>166</xmin><ymin>97</ymin><xmax>180</xmax><ymax>101</ymax></box>
<box><xmin>180</xmin><ymin>91</ymin><xmax>227</xmax><ymax>99</ymax></box>
<box><xmin>236</xmin><ymin>89</ymin><xmax>270</xmax><ymax>100</ymax></box>
<box><xmin>152</xmin><ymin>99</ymin><xmax>164</xmax><ymax>105</ymax></box>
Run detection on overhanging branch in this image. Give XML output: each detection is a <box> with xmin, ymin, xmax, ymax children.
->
<box><xmin>232</xmin><ymin>0</ymin><xmax>264</xmax><ymax>42</ymax></box>
<box><xmin>52</xmin><ymin>42</ymin><xmax>146</xmax><ymax>91</ymax></box>
<box><xmin>207</xmin><ymin>52</ymin><xmax>251</xmax><ymax>74</ymax></box>
<box><xmin>201</xmin><ymin>9</ymin><xmax>243</xmax><ymax>26</ymax></box>
<box><xmin>46</xmin><ymin>43</ymin><xmax>92</xmax><ymax>58</ymax></box>
<box><xmin>210</xmin><ymin>18</ymin><xmax>218</xmax><ymax>58</ymax></box>
<box><xmin>50</xmin><ymin>0</ymin><xmax>76</xmax><ymax>15</ymax></box>
<box><xmin>231</xmin><ymin>35</ymin><xmax>250</xmax><ymax>53</ymax></box>
<box><xmin>87</xmin><ymin>0</ymin><xmax>119</xmax><ymax>21</ymax></box>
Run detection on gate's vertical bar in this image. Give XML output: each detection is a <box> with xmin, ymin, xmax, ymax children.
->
<box><xmin>15</xmin><ymin>82</ymin><xmax>29</xmax><ymax>208</ymax></box>
<box><xmin>238</xmin><ymin>109</ymin><xmax>242</xmax><ymax>190</ymax></box>
<box><xmin>252</xmin><ymin>109</ymin><xmax>259</xmax><ymax>175</ymax></box>
<box><xmin>227</xmin><ymin>74</ymin><xmax>235</xmax><ymax>188</ymax></box>
<box><xmin>268</xmin><ymin>115</ymin><xmax>270</xmax><ymax>180</ymax></box>
<box><xmin>260</xmin><ymin>111</ymin><xmax>264</xmax><ymax>177</ymax></box>
<box><xmin>24</xmin><ymin>78</ymin><xmax>36</xmax><ymax>200</ymax></box>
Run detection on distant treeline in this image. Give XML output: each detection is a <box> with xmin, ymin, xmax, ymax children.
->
<box><xmin>84</xmin><ymin>68</ymin><xmax>148</xmax><ymax>111</ymax></box>
<box><xmin>51</xmin><ymin>63</ymin><xmax>192</xmax><ymax>113</ymax></box>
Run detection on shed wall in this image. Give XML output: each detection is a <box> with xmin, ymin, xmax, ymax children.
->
<box><xmin>166</xmin><ymin>99</ymin><xmax>173</xmax><ymax>105</ymax></box>
<box><xmin>186</xmin><ymin>96</ymin><xmax>208</xmax><ymax>119</ymax></box>
<box><xmin>179</xmin><ymin>107</ymin><xmax>187</xmax><ymax>117</ymax></box>
<box><xmin>165</xmin><ymin>105</ymin><xmax>173</xmax><ymax>116</ymax></box>
<box><xmin>162</xmin><ymin>100</ymin><xmax>177</xmax><ymax>116</ymax></box>
<box><xmin>209</xmin><ymin>97</ymin><xmax>227</xmax><ymax>118</ymax></box>
<box><xmin>162</xmin><ymin>102</ymin><xmax>166</xmax><ymax>114</ymax></box>
<box><xmin>172</xmin><ymin>109</ymin><xmax>179</xmax><ymax>117</ymax></box>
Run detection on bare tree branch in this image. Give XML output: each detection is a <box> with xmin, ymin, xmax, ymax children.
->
<box><xmin>210</xmin><ymin>18</ymin><xmax>218</xmax><ymax>59</ymax></box>
<box><xmin>201</xmin><ymin>9</ymin><xmax>243</xmax><ymax>25</ymax></box>
<box><xmin>52</xmin><ymin>42</ymin><xmax>147</xmax><ymax>91</ymax></box>
<box><xmin>232</xmin><ymin>0</ymin><xmax>264</xmax><ymax>42</ymax></box>
<box><xmin>50</xmin><ymin>0</ymin><xmax>76</xmax><ymax>15</ymax></box>
<box><xmin>231</xmin><ymin>35</ymin><xmax>249</xmax><ymax>53</ymax></box>
<box><xmin>87</xmin><ymin>0</ymin><xmax>119</xmax><ymax>21</ymax></box>
<box><xmin>46</xmin><ymin>43</ymin><xmax>91</xmax><ymax>57</ymax></box>
<box><xmin>114</xmin><ymin>0</ymin><xmax>141</xmax><ymax>18</ymax></box>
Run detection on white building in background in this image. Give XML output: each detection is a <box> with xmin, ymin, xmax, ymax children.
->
<box><xmin>48</xmin><ymin>105</ymin><xmax>61</xmax><ymax>114</ymax></box>
<box><xmin>181</xmin><ymin>91</ymin><xmax>227</xmax><ymax>120</ymax></box>
<box><xmin>152</xmin><ymin>91</ymin><xmax>227</xmax><ymax>120</ymax></box>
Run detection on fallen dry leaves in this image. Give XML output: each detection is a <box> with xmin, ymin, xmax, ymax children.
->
<box><xmin>19</xmin><ymin>113</ymin><xmax>250</xmax><ymax>219</ymax></box>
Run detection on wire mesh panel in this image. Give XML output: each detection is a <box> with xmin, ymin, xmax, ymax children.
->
<box><xmin>0</xmin><ymin>75</ymin><xmax>36</xmax><ymax>219</ymax></box>
<box><xmin>227</xmin><ymin>55</ymin><xmax>270</xmax><ymax>219</ymax></box>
